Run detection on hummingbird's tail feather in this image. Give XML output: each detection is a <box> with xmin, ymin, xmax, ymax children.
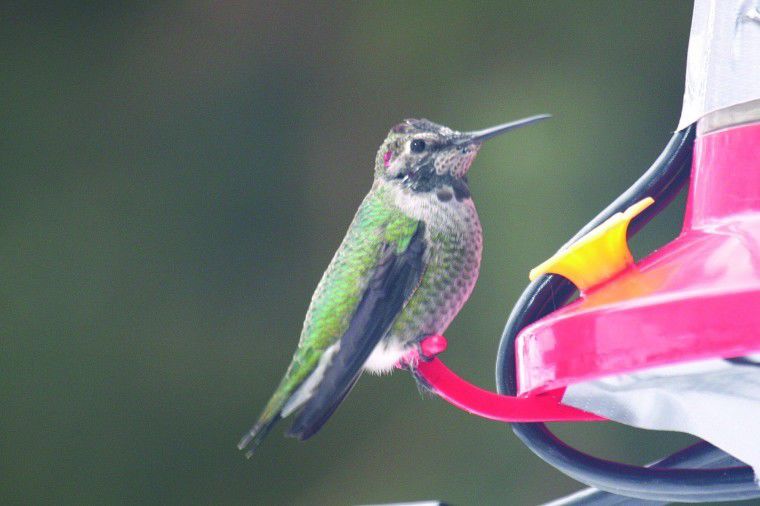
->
<box><xmin>238</xmin><ymin>369</ymin><xmax>303</xmax><ymax>457</ymax></box>
<box><xmin>238</xmin><ymin>414</ymin><xmax>281</xmax><ymax>458</ymax></box>
<box><xmin>286</xmin><ymin>372</ymin><xmax>361</xmax><ymax>440</ymax></box>
<box><xmin>237</xmin><ymin>345</ymin><xmax>341</xmax><ymax>456</ymax></box>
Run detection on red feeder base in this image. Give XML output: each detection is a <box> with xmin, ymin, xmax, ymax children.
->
<box><xmin>516</xmin><ymin>122</ymin><xmax>760</xmax><ymax>397</ymax></box>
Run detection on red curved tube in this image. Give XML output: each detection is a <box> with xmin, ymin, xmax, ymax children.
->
<box><xmin>413</xmin><ymin>336</ymin><xmax>604</xmax><ymax>423</ymax></box>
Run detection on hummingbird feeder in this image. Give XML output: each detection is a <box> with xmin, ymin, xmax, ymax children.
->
<box><xmin>410</xmin><ymin>0</ymin><xmax>760</xmax><ymax>502</ymax></box>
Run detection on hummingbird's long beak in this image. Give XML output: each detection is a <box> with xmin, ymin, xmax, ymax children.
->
<box><xmin>457</xmin><ymin>114</ymin><xmax>551</xmax><ymax>145</ymax></box>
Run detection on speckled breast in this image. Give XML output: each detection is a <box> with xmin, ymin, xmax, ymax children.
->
<box><xmin>387</xmin><ymin>186</ymin><xmax>483</xmax><ymax>342</ymax></box>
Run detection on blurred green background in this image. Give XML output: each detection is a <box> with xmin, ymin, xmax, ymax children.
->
<box><xmin>2</xmin><ymin>1</ymin><xmax>704</xmax><ymax>504</ymax></box>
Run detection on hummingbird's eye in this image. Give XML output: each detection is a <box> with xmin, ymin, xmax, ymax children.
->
<box><xmin>410</xmin><ymin>139</ymin><xmax>426</xmax><ymax>153</ymax></box>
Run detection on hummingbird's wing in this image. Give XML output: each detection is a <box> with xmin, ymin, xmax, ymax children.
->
<box><xmin>239</xmin><ymin>192</ymin><xmax>426</xmax><ymax>455</ymax></box>
<box><xmin>286</xmin><ymin>223</ymin><xmax>426</xmax><ymax>440</ymax></box>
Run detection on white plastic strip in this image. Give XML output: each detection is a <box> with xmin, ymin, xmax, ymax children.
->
<box><xmin>678</xmin><ymin>0</ymin><xmax>760</xmax><ymax>130</ymax></box>
<box><xmin>563</xmin><ymin>355</ymin><xmax>760</xmax><ymax>478</ymax></box>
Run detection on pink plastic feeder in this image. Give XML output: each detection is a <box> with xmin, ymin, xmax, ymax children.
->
<box><xmin>414</xmin><ymin>121</ymin><xmax>760</xmax><ymax>423</ymax></box>
<box><xmin>414</xmin><ymin>335</ymin><xmax>602</xmax><ymax>422</ymax></box>
<box><xmin>516</xmin><ymin>122</ymin><xmax>760</xmax><ymax>397</ymax></box>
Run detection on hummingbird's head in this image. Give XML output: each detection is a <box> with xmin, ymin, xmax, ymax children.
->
<box><xmin>374</xmin><ymin>115</ymin><xmax>550</xmax><ymax>197</ymax></box>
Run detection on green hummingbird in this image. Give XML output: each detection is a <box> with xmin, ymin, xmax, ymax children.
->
<box><xmin>239</xmin><ymin>114</ymin><xmax>550</xmax><ymax>456</ymax></box>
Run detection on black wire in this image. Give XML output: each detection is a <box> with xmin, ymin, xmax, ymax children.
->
<box><xmin>495</xmin><ymin>124</ymin><xmax>760</xmax><ymax>503</ymax></box>
<box><xmin>542</xmin><ymin>442</ymin><xmax>747</xmax><ymax>506</ymax></box>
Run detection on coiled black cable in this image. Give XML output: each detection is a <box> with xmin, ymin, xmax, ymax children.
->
<box><xmin>495</xmin><ymin>124</ymin><xmax>760</xmax><ymax>503</ymax></box>
<box><xmin>543</xmin><ymin>441</ymin><xmax>747</xmax><ymax>506</ymax></box>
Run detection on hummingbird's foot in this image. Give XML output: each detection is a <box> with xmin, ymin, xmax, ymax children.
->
<box><xmin>394</xmin><ymin>347</ymin><xmax>420</xmax><ymax>370</ymax></box>
<box><xmin>394</xmin><ymin>335</ymin><xmax>448</xmax><ymax>370</ymax></box>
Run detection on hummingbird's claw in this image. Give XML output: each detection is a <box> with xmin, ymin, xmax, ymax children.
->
<box><xmin>394</xmin><ymin>347</ymin><xmax>421</xmax><ymax>370</ymax></box>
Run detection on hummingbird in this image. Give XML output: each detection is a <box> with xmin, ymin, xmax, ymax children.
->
<box><xmin>239</xmin><ymin>114</ymin><xmax>550</xmax><ymax>456</ymax></box>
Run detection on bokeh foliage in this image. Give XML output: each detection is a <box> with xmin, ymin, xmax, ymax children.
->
<box><xmin>2</xmin><ymin>1</ymin><xmax>698</xmax><ymax>504</ymax></box>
